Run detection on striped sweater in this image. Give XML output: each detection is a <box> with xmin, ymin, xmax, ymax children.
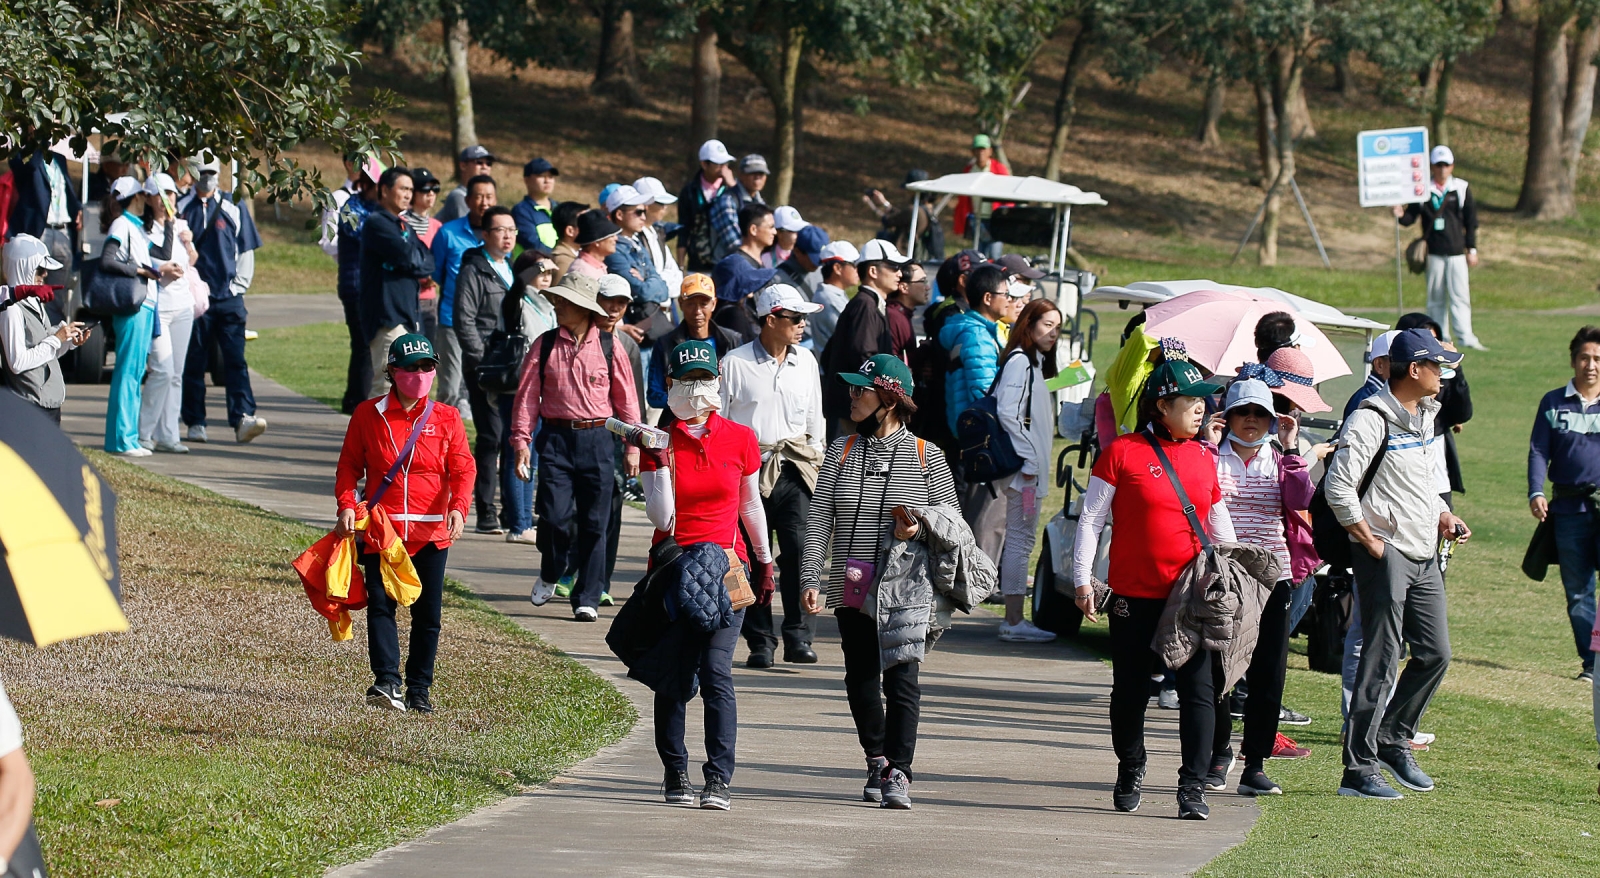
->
<box><xmin>802</xmin><ymin>427</ymin><xmax>962</xmax><ymax>609</ymax></box>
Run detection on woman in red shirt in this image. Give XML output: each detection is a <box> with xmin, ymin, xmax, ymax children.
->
<box><xmin>1072</xmin><ymin>358</ymin><xmax>1235</xmax><ymax>820</ymax></box>
<box><xmin>334</xmin><ymin>334</ymin><xmax>474</xmax><ymax>715</ymax></box>
<box><xmin>639</xmin><ymin>339</ymin><xmax>774</xmax><ymax>811</ymax></box>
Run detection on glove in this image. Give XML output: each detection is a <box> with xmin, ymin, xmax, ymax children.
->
<box><xmin>12</xmin><ymin>284</ymin><xmax>60</xmax><ymax>303</ymax></box>
<box><xmin>754</xmin><ymin>560</ymin><xmax>776</xmax><ymax>607</ymax></box>
<box><xmin>642</xmin><ymin>445</ymin><xmax>669</xmax><ymax>470</ymax></box>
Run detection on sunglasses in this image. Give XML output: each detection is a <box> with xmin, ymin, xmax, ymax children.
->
<box><xmin>627</xmin><ymin>207</ymin><xmax>648</xmax><ymax>217</ymax></box>
<box><xmin>418</xmin><ymin>186</ymin><xmax>440</xmax><ymax>194</ymax></box>
<box><xmin>1230</xmin><ymin>404</ymin><xmax>1272</xmax><ymax>419</ymax></box>
<box><xmin>398</xmin><ymin>362</ymin><xmax>437</xmax><ymax>373</ymax></box>
<box><xmin>772</xmin><ymin>311</ymin><xmax>807</xmax><ymax>324</ymax></box>
<box><xmin>848</xmin><ymin>384</ymin><xmax>875</xmax><ymax>399</ymax></box>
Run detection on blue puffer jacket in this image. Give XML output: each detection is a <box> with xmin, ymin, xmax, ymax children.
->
<box><xmin>668</xmin><ymin>541</ymin><xmax>735</xmax><ymax>633</ymax></box>
<box><xmin>605</xmin><ymin>234</ymin><xmax>670</xmax><ymax>304</ymax></box>
<box><xmin>938</xmin><ymin>309</ymin><xmax>1001</xmax><ymax>434</ymax></box>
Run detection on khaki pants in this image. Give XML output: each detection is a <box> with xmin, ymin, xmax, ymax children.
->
<box><xmin>368</xmin><ymin>324</ymin><xmax>408</xmax><ymax>398</ymax></box>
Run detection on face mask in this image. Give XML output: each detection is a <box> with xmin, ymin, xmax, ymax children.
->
<box><xmin>392</xmin><ymin>368</ymin><xmax>435</xmax><ymax>400</ymax></box>
<box><xmin>1228</xmin><ymin>432</ymin><xmax>1270</xmax><ymax>448</ymax></box>
<box><xmin>668</xmin><ymin>379</ymin><xmax>720</xmax><ymax>420</ymax></box>
<box><xmin>196</xmin><ymin>173</ymin><xmax>219</xmax><ymax>195</ymax></box>
<box><xmin>854</xmin><ymin>402</ymin><xmax>884</xmax><ymax>437</ymax></box>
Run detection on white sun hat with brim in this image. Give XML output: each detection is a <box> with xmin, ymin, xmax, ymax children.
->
<box><xmin>542</xmin><ymin>273</ymin><xmax>608</xmax><ymax>316</ymax></box>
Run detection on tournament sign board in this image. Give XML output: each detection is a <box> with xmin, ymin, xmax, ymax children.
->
<box><xmin>1357</xmin><ymin>126</ymin><xmax>1430</xmax><ymax>208</ymax></box>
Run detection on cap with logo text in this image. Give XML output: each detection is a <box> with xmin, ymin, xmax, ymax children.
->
<box><xmin>669</xmin><ymin>339</ymin><xmax>720</xmax><ymax>379</ymax></box>
<box><xmin>388</xmin><ymin>333</ymin><xmax>437</xmax><ymax>368</ymax></box>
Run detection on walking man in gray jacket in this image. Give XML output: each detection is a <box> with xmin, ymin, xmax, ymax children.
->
<box><xmin>1328</xmin><ymin>328</ymin><xmax>1471</xmax><ymax>800</ymax></box>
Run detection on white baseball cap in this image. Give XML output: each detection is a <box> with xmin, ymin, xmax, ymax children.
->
<box><xmin>4</xmin><ymin>234</ymin><xmax>64</xmax><ymax>280</ymax></box>
<box><xmin>698</xmin><ymin>139</ymin><xmax>734</xmax><ymax>164</ymax></box>
<box><xmin>633</xmin><ymin>176</ymin><xmax>677</xmax><ymax>205</ymax></box>
<box><xmin>110</xmin><ymin>176</ymin><xmax>143</xmax><ymax>201</ymax></box>
<box><xmin>756</xmin><ymin>283</ymin><xmax>823</xmax><ymax>316</ymax></box>
<box><xmin>192</xmin><ymin>151</ymin><xmax>221</xmax><ymax>175</ymax></box>
<box><xmin>1430</xmin><ymin>145</ymin><xmax>1454</xmax><ymax>165</ymax></box>
<box><xmin>603</xmin><ymin>184</ymin><xmax>652</xmax><ymax>214</ymax></box>
<box><xmin>144</xmin><ymin>172</ymin><xmax>178</xmax><ymax>196</ymax></box>
<box><xmin>596</xmin><ymin>273</ymin><xmax>633</xmax><ymax>301</ymax></box>
<box><xmin>820</xmin><ymin>241</ymin><xmax>860</xmax><ymax>263</ymax></box>
<box><xmin>1366</xmin><ymin>329</ymin><xmax>1402</xmax><ymax>362</ymax></box>
<box><xmin>856</xmin><ymin>239</ymin><xmax>909</xmax><ymax>265</ymax></box>
<box><xmin>773</xmin><ymin>206</ymin><xmax>808</xmax><ymax>233</ymax></box>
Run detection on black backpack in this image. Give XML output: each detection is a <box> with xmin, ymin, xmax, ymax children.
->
<box><xmin>954</xmin><ymin>350</ymin><xmax>1030</xmax><ymax>485</ymax></box>
<box><xmin>1308</xmin><ymin>414</ymin><xmax>1389</xmax><ymax>571</ymax></box>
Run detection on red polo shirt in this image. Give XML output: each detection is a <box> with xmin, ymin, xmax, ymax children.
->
<box><xmin>1092</xmin><ymin>430</ymin><xmax>1221</xmax><ymax>600</ymax></box>
<box><xmin>642</xmin><ymin>412</ymin><xmax>762</xmax><ymax>562</ymax></box>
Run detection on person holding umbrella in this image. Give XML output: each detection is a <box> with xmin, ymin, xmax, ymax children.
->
<box><xmin>334</xmin><ymin>333</ymin><xmax>475</xmax><ymax>713</ymax></box>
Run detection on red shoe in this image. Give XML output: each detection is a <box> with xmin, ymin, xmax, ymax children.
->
<box><xmin>1270</xmin><ymin>732</ymin><xmax>1311</xmax><ymax>759</ymax></box>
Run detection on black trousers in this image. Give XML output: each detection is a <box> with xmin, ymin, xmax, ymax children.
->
<box><xmin>364</xmin><ymin>543</ymin><xmax>447</xmax><ymax>693</ymax></box>
<box><xmin>837</xmin><ymin>606</ymin><xmax>921</xmax><ymax>780</ymax></box>
<box><xmin>339</xmin><ymin>294</ymin><xmax>372</xmax><ymax>415</ymax></box>
<box><xmin>462</xmin><ymin>358</ymin><xmax>501</xmax><ymax>523</ymax></box>
<box><xmin>535</xmin><ymin>424</ymin><xmax>614</xmax><ymax>609</ymax></box>
<box><xmin>1213</xmin><ymin>579</ymin><xmax>1292</xmax><ymax>767</ymax></box>
<box><xmin>742</xmin><ymin>464</ymin><xmax>814</xmax><ymax>654</ymax></box>
<box><xmin>1108</xmin><ymin>593</ymin><xmax>1217</xmax><ymax>788</ymax></box>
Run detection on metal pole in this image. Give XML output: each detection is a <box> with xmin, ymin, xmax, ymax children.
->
<box><xmin>906</xmin><ymin>192</ymin><xmax>921</xmax><ymax>263</ymax></box>
<box><xmin>1394</xmin><ymin>215</ymin><xmax>1404</xmax><ymax>317</ymax></box>
<box><xmin>1290</xmin><ymin>178</ymin><xmax>1331</xmax><ymax>269</ymax></box>
<box><xmin>1230</xmin><ymin>193</ymin><xmax>1272</xmax><ymax>265</ymax></box>
<box><xmin>1047</xmin><ymin>205</ymin><xmax>1061</xmax><ymax>278</ymax></box>
<box><xmin>972</xmin><ymin>198</ymin><xmax>982</xmax><ymax>251</ymax></box>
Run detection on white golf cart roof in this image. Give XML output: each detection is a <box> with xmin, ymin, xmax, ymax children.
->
<box><xmin>905</xmin><ymin>172</ymin><xmax>1108</xmax><ymax>206</ymax></box>
<box><xmin>1085</xmin><ymin>279</ymin><xmax>1389</xmax><ymax>333</ymax></box>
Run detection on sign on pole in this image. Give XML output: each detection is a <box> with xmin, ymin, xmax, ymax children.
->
<box><xmin>1358</xmin><ymin>126</ymin><xmax>1430</xmax><ymax>319</ymax></box>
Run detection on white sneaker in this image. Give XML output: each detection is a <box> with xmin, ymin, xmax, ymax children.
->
<box><xmin>1412</xmin><ymin>732</ymin><xmax>1436</xmax><ymax>746</ymax></box>
<box><xmin>998</xmin><ymin>619</ymin><xmax>1057</xmax><ymax>643</ymax></box>
<box><xmin>505</xmin><ymin>529</ymin><xmax>537</xmax><ymax>545</ymax></box>
<box><xmin>185</xmin><ymin>424</ymin><xmax>208</xmax><ymax>443</ymax></box>
<box><xmin>235</xmin><ymin>415</ymin><xmax>268</xmax><ymax>443</ymax></box>
<box><xmin>243</xmin><ymin>329</ymin><xmax>259</xmax><ymax>341</ymax></box>
<box><xmin>529</xmin><ymin>577</ymin><xmax>556</xmax><ymax>607</ymax></box>
<box><xmin>115</xmin><ymin>447</ymin><xmax>153</xmax><ymax>458</ymax></box>
<box><xmin>140</xmin><ymin>439</ymin><xmax>155</xmax><ymax>450</ymax></box>
<box><xmin>154</xmin><ymin>442</ymin><xmax>190</xmax><ymax>454</ymax></box>
<box><xmin>574</xmin><ymin>606</ymin><xmax>599</xmax><ymax>622</ymax></box>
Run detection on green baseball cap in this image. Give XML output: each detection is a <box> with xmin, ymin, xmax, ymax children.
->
<box><xmin>971</xmin><ymin>134</ymin><xmax>992</xmax><ymax>149</ymax></box>
<box><xmin>839</xmin><ymin>354</ymin><xmax>918</xmax><ymax>411</ymax></box>
<box><xmin>387</xmin><ymin>333</ymin><xmax>436</xmax><ymax>368</ymax></box>
<box><xmin>1145</xmin><ymin>359</ymin><xmax>1224</xmax><ymax>400</ymax></box>
<box><xmin>669</xmin><ymin>339</ymin><xmax>719</xmax><ymax>379</ymax></box>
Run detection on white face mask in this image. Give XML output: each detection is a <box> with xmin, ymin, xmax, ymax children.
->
<box><xmin>668</xmin><ymin>379</ymin><xmax>721</xmax><ymax>420</ymax></box>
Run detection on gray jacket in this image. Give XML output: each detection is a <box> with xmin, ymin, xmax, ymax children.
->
<box><xmin>1326</xmin><ymin>389</ymin><xmax>1448</xmax><ymax>562</ymax></box>
<box><xmin>872</xmin><ymin>504</ymin><xmax>998</xmax><ymax>670</ymax></box>
<box><xmin>1153</xmin><ymin>543</ymin><xmax>1280</xmax><ymax>692</ymax></box>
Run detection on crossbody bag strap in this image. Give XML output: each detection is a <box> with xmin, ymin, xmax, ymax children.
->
<box><xmin>1143</xmin><ymin>432</ymin><xmax>1212</xmax><ymax>551</ymax></box>
<box><xmin>367</xmin><ymin>399</ymin><xmax>435</xmax><ymax>507</ymax></box>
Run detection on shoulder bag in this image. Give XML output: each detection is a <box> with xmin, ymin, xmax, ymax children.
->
<box><xmin>82</xmin><ymin>238</ymin><xmax>147</xmax><ymax>316</ymax></box>
<box><xmin>954</xmin><ymin>349</ymin><xmax>1030</xmax><ymax>484</ymax></box>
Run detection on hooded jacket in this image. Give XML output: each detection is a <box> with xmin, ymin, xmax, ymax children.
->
<box><xmin>1325</xmin><ymin>389</ymin><xmax>1448</xmax><ymax>562</ymax></box>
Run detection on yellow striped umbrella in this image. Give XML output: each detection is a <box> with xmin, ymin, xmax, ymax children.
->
<box><xmin>0</xmin><ymin>392</ymin><xmax>127</xmax><ymax>646</ymax></box>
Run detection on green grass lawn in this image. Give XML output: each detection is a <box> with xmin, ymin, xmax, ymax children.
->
<box><xmin>249</xmin><ymin>320</ymin><xmax>349</xmax><ymax>411</ymax></box>
<box><xmin>0</xmin><ymin>454</ymin><xmax>633</xmax><ymax>877</ymax></box>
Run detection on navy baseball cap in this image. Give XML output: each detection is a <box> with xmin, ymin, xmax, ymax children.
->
<box><xmin>796</xmin><ymin>224</ymin><xmax>830</xmax><ymax>265</ymax></box>
<box><xmin>523</xmin><ymin>157</ymin><xmax>559</xmax><ymax>177</ymax></box>
<box><xmin>459</xmin><ymin>145</ymin><xmax>497</xmax><ymax>163</ymax></box>
<box><xmin>1388</xmin><ymin>328</ymin><xmax>1463</xmax><ymax>366</ymax></box>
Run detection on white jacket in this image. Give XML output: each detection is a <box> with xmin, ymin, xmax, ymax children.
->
<box><xmin>1325</xmin><ymin>389</ymin><xmax>1448</xmax><ymax>562</ymax></box>
<box><xmin>994</xmin><ymin>349</ymin><xmax>1055</xmax><ymax>494</ymax></box>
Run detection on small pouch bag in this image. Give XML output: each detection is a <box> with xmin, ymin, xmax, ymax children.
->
<box><xmin>842</xmin><ymin>558</ymin><xmax>876</xmax><ymax>610</ymax></box>
<box><xmin>668</xmin><ymin>448</ymin><xmax>756</xmax><ymax>612</ymax></box>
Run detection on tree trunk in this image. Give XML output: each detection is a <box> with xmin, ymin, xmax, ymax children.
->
<box><xmin>1043</xmin><ymin>14</ymin><xmax>1097</xmax><ymax>181</ymax></box>
<box><xmin>1255</xmin><ymin>78</ymin><xmax>1280</xmax><ymax>185</ymax></box>
<box><xmin>593</xmin><ymin>1</ymin><xmax>644</xmax><ymax>105</ymax></box>
<box><xmin>690</xmin><ymin>15</ymin><xmax>721</xmax><ymax>170</ymax></box>
<box><xmin>1195</xmin><ymin>74</ymin><xmax>1225</xmax><ymax>149</ymax></box>
<box><xmin>443</xmin><ymin>7</ymin><xmax>477</xmax><ymax>160</ymax></box>
<box><xmin>1518</xmin><ymin>6</ymin><xmax>1576</xmax><ymax>218</ymax></box>
<box><xmin>1432</xmin><ymin>55</ymin><xmax>1456</xmax><ymax>147</ymax></box>
<box><xmin>1560</xmin><ymin>19</ymin><xmax>1600</xmax><ymax>197</ymax></box>
<box><xmin>1260</xmin><ymin>46</ymin><xmax>1305</xmax><ymax>267</ymax></box>
<box><xmin>758</xmin><ymin>27</ymin><xmax>805</xmax><ymax>205</ymax></box>
<box><xmin>1279</xmin><ymin>46</ymin><xmax>1316</xmax><ymax>141</ymax></box>
<box><xmin>1333</xmin><ymin>54</ymin><xmax>1356</xmax><ymax>97</ymax></box>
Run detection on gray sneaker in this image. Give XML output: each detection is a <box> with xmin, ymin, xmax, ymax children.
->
<box><xmin>1379</xmin><ymin>747</ymin><xmax>1435</xmax><ymax>792</ymax></box>
<box><xmin>699</xmin><ymin>778</ymin><xmax>731</xmax><ymax>810</ymax></box>
<box><xmin>235</xmin><ymin>415</ymin><xmax>268</xmax><ymax>443</ymax></box>
<box><xmin>879</xmin><ymin>768</ymin><xmax>912</xmax><ymax>810</ymax></box>
<box><xmin>863</xmin><ymin>756</ymin><xmax>888</xmax><ymax>802</ymax></box>
<box><xmin>1157</xmin><ymin>687</ymin><xmax>1180</xmax><ymax>710</ymax></box>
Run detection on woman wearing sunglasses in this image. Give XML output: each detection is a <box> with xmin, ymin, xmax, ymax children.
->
<box><xmin>334</xmin><ymin>333</ymin><xmax>475</xmax><ymax>714</ymax></box>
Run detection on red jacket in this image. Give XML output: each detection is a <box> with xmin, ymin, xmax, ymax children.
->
<box><xmin>953</xmin><ymin>157</ymin><xmax>1012</xmax><ymax>239</ymax></box>
<box><xmin>336</xmin><ymin>392</ymin><xmax>475</xmax><ymax>553</ymax></box>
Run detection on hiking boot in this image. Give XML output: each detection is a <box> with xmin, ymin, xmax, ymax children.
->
<box><xmin>699</xmin><ymin>778</ymin><xmax>731</xmax><ymax>810</ymax></box>
<box><xmin>529</xmin><ymin>577</ymin><xmax>556</xmax><ymax>607</ymax></box>
<box><xmin>1338</xmin><ymin>771</ymin><xmax>1404</xmax><ymax>800</ymax></box>
<box><xmin>185</xmin><ymin>423</ymin><xmax>207</xmax><ymax>443</ymax></box>
<box><xmin>663</xmin><ymin>770</ymin><xmax>695</xmax><ymax>806</ymax></box>
<box><xmin>1278</xmin><ymin>706</ymin><xmax>1312</xmax><ymax>726</ymax></box>
<box><xmin>1156</xmin><ymin>687</ymin><xmax>1180</xmax><ymax>710</ymax></box>
<box><xmin>235</xmin><ymin>415</ymin><xmax>268</xmax><ymax>444</ymax></box>
<box><xmin>998</xmin><ymin>619</ymin><xmax>1057</xmax><ymax>643</ymax></box>
<box><xmin>863</xmin><ymin>756</ymin><xmax>889</xmax><ymax>802</ymax></box>
<box><xmin>574</xmin><ymin>606</ymin><xmax>598</xmax><ymax>622</ymax></box>
<box><xmin>365</xmin><ymin>682</ymin><xmax>404</xmax><ymax>711</ymax></box>
<box><xmin>405</xmin><ymin>689</ymin><xmax>434</xmax><ymax>714</ymax></box>
<box><xmin>1113</xmin><ymin>763</ymin><xmax>1145</xmax><ymax>813</ymax></box>
<box><xmin>879</xmin><ymin>768</ymin><xmax>912</xmax><ymax>810</ymax></box>
<box><xmin>783</xmin><ymin>644</ymin><xmax>818</xmax><ymax>664</ymax></box>
<box><xmin>1379</xmin><ymin>746</ymin><xmax>1435</xmax><ymax>792</ymax></box>
<box><xmin>554</xmin><ymin>574</ymin><xmax>576</xmax><ymax>599</ymax></box>
<box><xmin>1270</xmin><ymin>732</ymin><xmax>1311</xmax><ymax>759</ymax></box>
<box><xmin>746</xmin><ymin>651</ymin><xmax>774</xmax><ymax>669</ymax></box>
<box><xmin>1237</xmin><ymin>766</ymin><xmax>1282</xmax><ymax>796</ymax></box>
<box><xmin>1204</xmin><ymin>748</ymin><xmax>1236</xmax><ymax>792</ymax></box>
<box><xmin>1177</xmin><ymin>785</ymin><xmax>1210</xmax><ymax>820</ymax></box>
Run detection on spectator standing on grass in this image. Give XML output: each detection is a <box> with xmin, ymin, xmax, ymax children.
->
<box><xmin>335</xmin><ymin>160</ymin><xmax>381</xmax><ymax>413</ymax></box>
<box><xmin>513</xmin><ymin>158</ymin><xmax>560</xmax><ymax>254</ymax></box>
<box><xmin>7</xmin><ymin>149</ymin><xmax>81</xmax><ymax>307</ymax></box>
<box><xmin>650</xmin><ymin>273</ymin><xmax>743</xmax><ymax>430</ymax></box>
<box><xmin>604</xmin><ymin>185</ymin><xmax>670</xmax><ymax>357</ymax></box>
<box><xmin>360</xmin><ymin>168</ymin><xmax>435</xmax><ymax>399</ymax></box>
<box><xmin>1394</xmin><ymin>145</ymin><xmax>1484</xmax><ymax>351</ymax></box>
<box><xmin>821</xmin><ymin>240</ymin><xmax>906</xmax><ymax>437</ymax></box>
<box><xmin>808</xmin><ymin>241</ymin><xmax>857</xmax><ymax>356</ymax></box>
<box><xmin>511</xmin><ymin>274</ymin><xmax>641</xmax><ymax>622</ymax></box>
<box><xmin>139</xmin><ymin>174</ymin><xmax>200</xmax><ymax>454</ymax></box>
<box><xmin>454</xmin><ymin>205</ymin><xmax>518</xmax><ymax>535</ymax></box>
<box><xmin>405</xmin><ymin>168</ymin><xmax>444</xmax><ymax>341</ymax></box>
<box><xmin>1397</xmin><ymin>312</ymin><xmax>1473</xmax><ymax>495</ymax></box>
<box><xmin>498</xmin><ymin>253</ymin><xmax>558</xmax><ymax>544</ymax></box>
<box><xmin>569</xmin><ymin>210</ymin><xmax>622</xmax><ymax>282</ymax></box>
<box><xmin>711</xmin><ymin>155</ymin><xmax>769</xmax><ymax>262</ymax></box>
<box><xmin>910</xmin><ymin>250</ymin><xmax>985</xmax><ymax>454</ymax></box>
<box><xmin>335</xmin><ymin>333</ymin><xmax>475</xmax><ymax>714</ymax></box>
<box><xmin>2</xmin><ymin>235</ymin><xmax>86</xmax><ymax>423</ymax></box>
<box><xmin>710</xmin><ymin>202</ymin><xmax>778</xmax><ymax>342</ymax></box>
<box><xmin>436</xmin><ymin>145</ymin><xmax>497</xmax><ymax>224</ymax></box>
<box><xmin>179</xmin><ymin>157</ymin><xmax>266</xmax><ymax>445</ymax></box>
<box><xmin>767</xmin><ymin>205</ymin><xmax>806</xmax><ymax>268</ymax></box>
<box><xmin>721</xmin><ymin>284</ymin><xmax>826</xmax><ymax>668</ymax></box>
<box><xmin>1330</xmin><ymin>328</ymin><xmax>1469</xmax><ymax>801</ymax></box>
<box><xmin>634</xmin><ymin>176</ymin><xmax>684</xmax><ymax>295</ymax></box>
<box><xmin>431</xmin><ymin>174</ymin><xmax>498</xmax><ymax>412</ymax></box>
<box><xmin>550</xmin><ymin>201</ymin><xmax>588</xmax><ymax>279</ymax></box>
<box><xmin>1530</xmin><ymin>325</ymin><xmax>1600</xmax><ymax>683</ymax></box>
<box><xmin>952</xmin><ymin>135</ymin><xmax>1010</xmax><ymax>258</ymax></box>
<box><xmin>678</xmin><ymin>140</ymin><xmax>735</xmax><ymax>272</ymax></box>
<box><xmin>886</xmin><ymin>260</ymin><xmax>931</xmax><ymax>359</ymax></box>
<box><xmin>319</xmin><ymin>153</ymin><xmax>364</xmax><ymax>259</ymax></box>
<box><xmin>939</xmin><ymin>262</ymin><xmax>1011</xmax><ymax>564</ymax></box>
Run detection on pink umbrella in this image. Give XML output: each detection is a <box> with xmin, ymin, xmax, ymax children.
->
<box><xmin>1141</xmin><ymin>289</ymin><xmax>1350</xmax><ymax>382</ymax></box>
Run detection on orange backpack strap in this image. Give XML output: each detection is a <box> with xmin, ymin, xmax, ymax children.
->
<box><xmin>841</xmin><ymin>434</ymin><xmax>859</xmax><ymax>463</ymax></box>
<box><xmin>916</xmin><ymin>438</ymin><xmax>926</xmax><ymax>469</ymax></box>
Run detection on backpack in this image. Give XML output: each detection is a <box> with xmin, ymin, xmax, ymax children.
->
<box><xmin>954</xmin><ymin>350</ymin><xmax>1030</xmax><ymax>485</ymax></box>
<box><xmin>1308</xmin><ymin>412</ymin><xmax>1389</xmax><ymax>571</ymax></box>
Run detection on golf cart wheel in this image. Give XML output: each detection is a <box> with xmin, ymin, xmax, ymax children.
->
<box><xmin>68</xmin><ymin>323</ymin><xmax>108</xmax><ymax>384</ymax></box>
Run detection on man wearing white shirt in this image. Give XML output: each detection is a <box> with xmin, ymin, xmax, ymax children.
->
<box><xmin>720</xmin><ymin>283</ymin><xmax>826</xmax><ymax>667</ymax></box>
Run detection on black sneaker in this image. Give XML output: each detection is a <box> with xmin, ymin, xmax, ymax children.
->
<box><xmin>474</xmin><ymin>520</ymin><xmax>505</xmax><ymax>535</ymax></box>
<box><xmin>405</xmin><ymin>689</ymin><xmax>434</xmax><ymax>714</ymax></box>
<box><xmin>863</xmin><ymin>756</ymin><xmax>888</xmax><ymax>802</ymax></box>
<box><xmin>1177</xmin><ymin>785</ymin><xmax>1210</xmax><ymax>820</ymax></box>
<box><xmin>699</xmin><ymin>778</ymin><xmax>731</xmax><ymax>810</ymax></box>
<box><xmin>1279</xmin><ymin>706</ymin><xmax>1312</xmax><ymax>726</ymax></box>
<box><xmin>365</xmin><ymin>682</ymin><xmax>404</xmax><ymax>711</ymax></box>
<box><xmin>1581</xmin><ymin>667</ymin><xmax>1595</xmax><ymax>683</ymax></box>
<box><xmin>1379</xmin><ymin>747</ymin><xmax>1435</xmax><ymax>791</ymax></box>
<box><xmin>746</xmin><ymin>651</ymin><xmax>774</xmax><ymax>669</ymax></box>
<box><xmin>1113</xmin><ymin>763</ymin><xmax>1145</xmax><ymax>813</ymax></box>
<box><xmin>1338</xmin><ymin>771</ymin><xmax>1404</xmax><ymax>799</ymax></box>
<box><xmin>879</xmin><ymin>768</ymin><xmax>912</xmax><ymax>810</ymax></box>
<box><xmin>783</xmin><ymin>645</ymin><xmax>819</xmax><ymax>664</ymax></box>
<box><xmin>1237</xmin><ymin>767</ymin><xmax>1282</xmax><ymax>796</ymax></box>
<box><xmin>663</xmin><ymin>770</ymin><xmax>695</xmax><ymax>806</ymax></box>
<box><xmin>1204</xmin><ymin>749</ymin><xmax>1236</xmax><ymax>792</ymax></box>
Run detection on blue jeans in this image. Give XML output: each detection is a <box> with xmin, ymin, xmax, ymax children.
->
<box><xmin>497</xmin><ymin>395</ymin><xmax>535</xmax><ymax>533</ymax></box>
<box><xmin>182</xmin><ymin>293</ymin><xmax>255</xmax><ymax>429</ymax></box>
<box><xmin>1287</xmin><ymin>574</ymin><xmax>1316</xmax><ymax>633</ymax></box>
<box><xmin>105</xmin><ymin>305</ymin><xmax>155</xmax><ymax>452</ymax></box>
<box><xmin>1553</xmin><ymin>511</ymin><xmax>1599</xmax><ymax>671</ymax></box>
<box><xmin>654</xmin><ymin>608</ymin><xmax>745</xmax><ymax>784</ymax></box>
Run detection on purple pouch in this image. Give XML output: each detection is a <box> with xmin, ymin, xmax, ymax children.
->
<box><xmin>842</xmin><ymin>558</ymin><xmax>876</xmax><ymax>610</ymax></box>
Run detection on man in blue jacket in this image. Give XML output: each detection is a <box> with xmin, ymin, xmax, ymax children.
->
<box><xmin>431</xmin><ymin>174</ymin><xmax>498</xmax><ymax>411</ymax></box>
<box><xmin>512</xmin><ymin>158</ymin><xmax>559</xmax><ymax>255</ymax></box>
<box><xmin>361</xmin><ymin>168</ymin><xmax>435</xmax><ymax>398</ymax></box>
<box><xmin>1530</xmin><ymin>325</ymin><xmax>1600</xmax><ymax>682</ymax></box>
<box><xmin>336</xmin><ymin>164</ymin><xmax>380</xmax><ymax>413</ymax></box>
<box><xmin>937</xmin><ymin>262</ymin><xmax>1010</xmax><ymax>562</ymax></box>
<box><xmin>179</xmin><ymin>158</ymin><xmax>266</xmax><ymax>444</ymax></box>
